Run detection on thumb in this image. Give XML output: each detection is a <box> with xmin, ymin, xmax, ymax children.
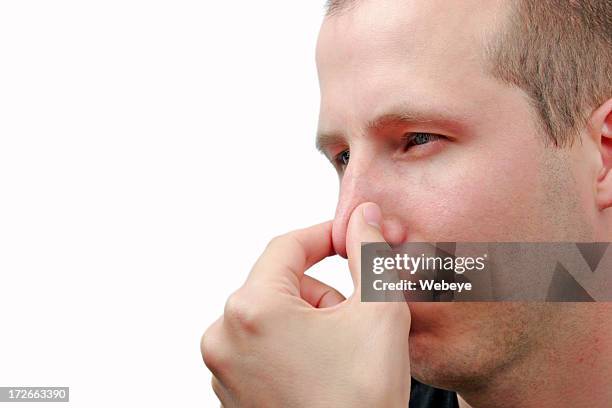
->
<box><xmin>346</xmin><ymin>202</ymin><xmax>390</xmax><ymax>289</ymax></box>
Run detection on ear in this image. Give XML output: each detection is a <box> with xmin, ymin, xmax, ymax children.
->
<box><xmin>593</xmin><ymin>98</ymin><xmax>612</xmax><ymax>211</ymax></box>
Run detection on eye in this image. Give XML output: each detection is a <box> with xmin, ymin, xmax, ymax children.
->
<box><xmin>403</xmin><ymin>132</ymin><xmax>442</xmax><ymax>151</ymax></box>
<box><xmin>335</xmin><ymin>149</ymin><xmax>350</xmax><ymax>168</ymax></box>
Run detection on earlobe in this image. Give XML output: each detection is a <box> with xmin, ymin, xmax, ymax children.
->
<box><xmin>593</xmin><ymin>98</ymin><xmax>612</xmax><ymax>210</ymax></box>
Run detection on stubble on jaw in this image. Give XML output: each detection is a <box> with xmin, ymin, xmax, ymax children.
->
<box><xmin>408</xmin><ymin>302</ymin><xmax>552</xmax><ymax>391</ymax></box>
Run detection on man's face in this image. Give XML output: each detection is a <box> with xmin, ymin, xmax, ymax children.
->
<box><xmin>316</xmin><ymin>0</ymin><xmax>595</xmax><ymax>389</ymax></box>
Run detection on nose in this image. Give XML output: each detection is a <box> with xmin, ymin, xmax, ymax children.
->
<box><xmin>331</xmin><ymin>158</ymin><xmax>408</xmax><ymax>258</ymax></box>
<box><xmin>332</xmin><ymin>170</ymin><xmax>362</xmax><ymax>258</ymax></box>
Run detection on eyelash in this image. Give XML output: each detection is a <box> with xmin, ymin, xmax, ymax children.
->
<box><xmin>333</xmin><ymin>132</ymin><xmax>443</xmax><ymax>168</ymax></box>
<box><xmin>401</xmin><ymin>132</ymin><xmax>442</xmax><ymax>151</ymax></box>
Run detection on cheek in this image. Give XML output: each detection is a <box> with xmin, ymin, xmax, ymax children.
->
<box><xmin>394</xmin><ymin>144</ymin><xmax>549</xmax><ymax>241</ymax></box>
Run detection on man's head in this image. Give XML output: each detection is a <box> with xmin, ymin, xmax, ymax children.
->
<box><xmin>315</xmin><ymin>0</ymin><xmax>612</xmax><ymax>395</ymax></box>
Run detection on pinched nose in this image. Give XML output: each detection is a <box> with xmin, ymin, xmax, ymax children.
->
<box><xmin>332</xmin><ymin>201</ymin><xmax>408</xmax><ymax>258</ymax></box>
<box><xmin>331</xmin><ymin>204</ymin><xmax>351</xmax><ymax>258</ymax></box>
<box><xmin>331</xmin><ymin>154</ymin><xmax>408</xmax><ymax>258</ymax></box>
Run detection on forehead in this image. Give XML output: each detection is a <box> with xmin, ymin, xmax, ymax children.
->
<box><xmin>316</xmin><ymin>0</ymin><xmax>510</xmax><ymax>131</ymax></box>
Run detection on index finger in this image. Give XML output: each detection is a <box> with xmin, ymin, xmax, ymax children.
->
<box><xmin>247</xmin><ymin>221</ymin><xmax>336</xmax><ymax>293</ymax></box>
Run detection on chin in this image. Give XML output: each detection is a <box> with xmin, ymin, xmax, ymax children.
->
<box><xmin>407</xmin><ymin>303</ymin><xmax>474</xmax><ymax>389</ymax></box>
<box><xmin>406</xmin><ymin>302</ymin><xmax>526</xmax><ymax>390</ymax></box>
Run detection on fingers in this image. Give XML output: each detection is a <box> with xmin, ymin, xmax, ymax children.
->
<box><xmin>346</xmin><ymin>202</ymin><xmax>390</xmax><ymax>289</ymax></box>
<box><xmin>247</xmin><ymin>221</ymin><xmax>336</xmax><ymax>295</ymax></box>
<box><xmin>300</xmin><ymin>275</ymin><xmax>346</xmax><ymax>308</ymax></box>
<box><xmin>201</xmin><ymin>317</ymin><xmax>227</xmax><ymax>378</ymax></box>
<box><xmin>203</xmin><ymin>319</ymin><xmax>235</xmax><ymax>407</ymax></box>
<box><xmin>211</xmin><ymin>376</ymin><xmax>232</xmax><ymax>407</ymax></box>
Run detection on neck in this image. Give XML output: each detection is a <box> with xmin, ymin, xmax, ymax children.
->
<box><xmin>458</xmin><ymin>304</ymin><xmax>612</xmax><ymax>408</ymax></box>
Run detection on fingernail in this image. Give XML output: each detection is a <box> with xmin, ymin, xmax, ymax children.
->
<box><xmin>362</xmin><ymin>203</ymin><xmax>382</xmax><ymax>229</ymax></box>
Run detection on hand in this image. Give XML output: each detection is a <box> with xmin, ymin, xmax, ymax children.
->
<box><xmin>201</xmin><ymin>203</ymin><xmax>412</xmax><ymax>407</ymax></box>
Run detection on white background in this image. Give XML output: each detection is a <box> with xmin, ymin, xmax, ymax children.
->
<box><xmin>0</xmin><ymin>1</ymin><xmax>352</xmax><ymax>406</ymax></box>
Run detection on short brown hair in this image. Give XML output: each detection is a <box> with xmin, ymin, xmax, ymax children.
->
<box><xmin>324</xmin><ymin>0</ymin><xmax>612</xmax><ymax>147</ymax></box>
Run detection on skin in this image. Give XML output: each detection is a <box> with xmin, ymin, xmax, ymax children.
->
<box><xmin>203</xmin><ymin>0</ymin><xmax>612</xmax><ymax>406</ymax></box>
<box><xmin>202</xmin><ymin>205</ymin><xmax>413</xmax><ymax>407</ymax></box>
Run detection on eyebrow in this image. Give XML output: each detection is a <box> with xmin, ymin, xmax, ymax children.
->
<box><xmin>315</xmin><ymin>132</ymin><xmax>345</xmax><ymax>155</ymax></box>
<box><xmin>316</xmin><ymin>105</ymin><xmax>469</xmax><ymax>154</ymax></box>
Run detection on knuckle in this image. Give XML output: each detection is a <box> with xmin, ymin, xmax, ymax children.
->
<box><xmin>201</xmin><ymin>325</ymin><xmax>228</xmax><ymax>373</ymax></box>
<box><xmin>266</xmin><ymin>233</ymin><xmax>287</xmax><ymax>251</ymax></box>
<box><xmin>266</xmin><ymin>232</ymin><xmax>306</xmax><ymax>261</ymax></box>
<box><xmin>224</xmin><ymin>289</ymin><xmax>262</xmax><ymax>333</ymax></box>
<box><xmin>200</xmin><ymin>331</ymin><xmax>218</xmax><ymax>370</ymax></box>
